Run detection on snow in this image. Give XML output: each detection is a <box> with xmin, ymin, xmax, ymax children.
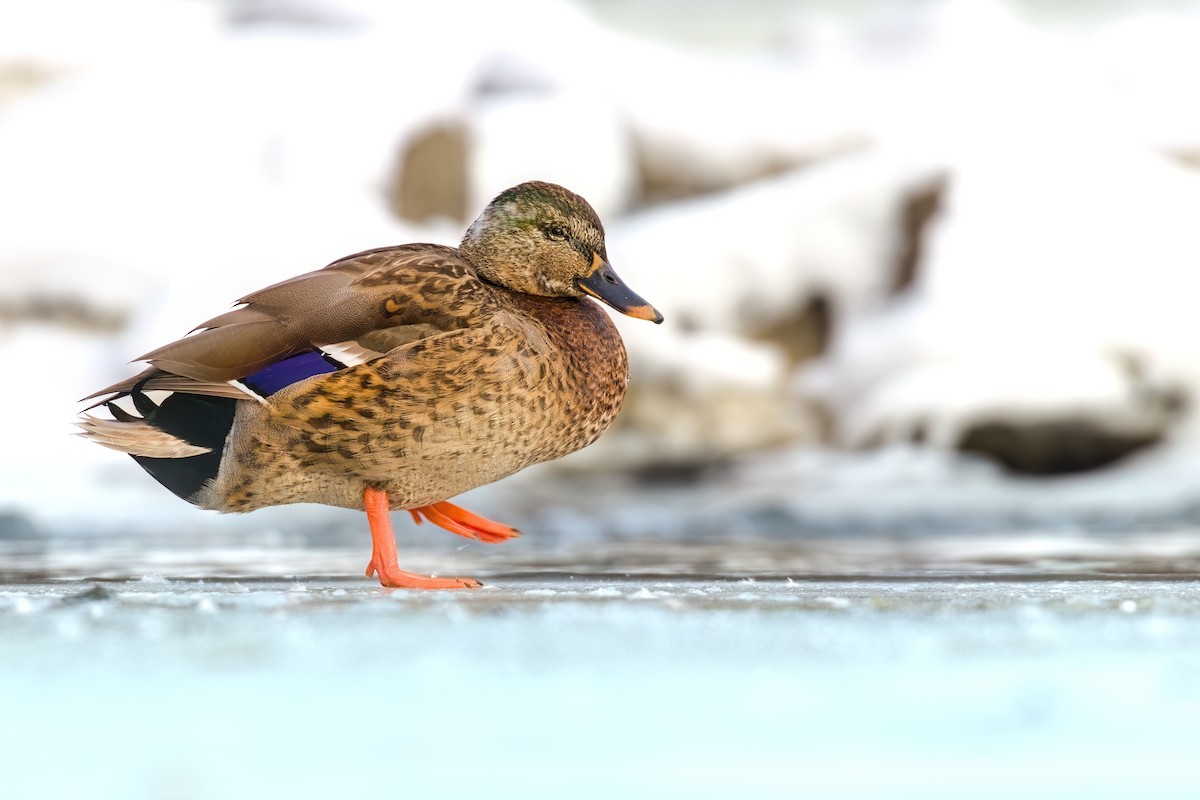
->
<box><xmin>5</xmin><ymin>0</ymin><xmax>1200</xmax><ymax>478</ymax></box>
<box><xmin>803</xmin><ymin>142</ymin><xmax>1200</xmax><ymax>450</ymax></box>
<box><xmin>0</xmin><ymin>0</ymin><xmax>220</xmax><ymax>69</ymax></box>
<box><xmin>6</xmin><ymin>0</ymin><xmax>1200</xmax><ymax>536</ymax></box>
<box><xmin>468</xmin><ymin>91</ymin><xmax>638</xmax><ymax>220</ymax></box>
<box><xmin>610</xmin><ymin>152</ymin><xmax>926</xmax><ymax>334</ymax></box>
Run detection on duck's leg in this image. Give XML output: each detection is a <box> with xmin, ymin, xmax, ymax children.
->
<box><xmin>408</xmin><ymin>501</ymin><xmax>522</xmax><ymax>544</ymax></box>
<box><xmin>362</xmin><ymin>487</ymin><xmax>481</xmax><ymax>589</ymax></box>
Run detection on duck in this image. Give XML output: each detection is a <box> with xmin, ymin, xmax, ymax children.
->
<box><xmin>78</xmin><ymin>181</ymin><xmax>662</xmax><ymax>589</ymax></box>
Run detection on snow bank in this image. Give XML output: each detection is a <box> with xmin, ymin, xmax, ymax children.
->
<box><xmin>7</xmin><ymin>0</ymin><xmax>1200</xmax><ymax>537</ymax></box>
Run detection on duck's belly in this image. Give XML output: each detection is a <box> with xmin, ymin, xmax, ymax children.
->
<box><xmin>196</xmin><ymin>393</ymin><xmax>550</xmax><ymax>512</ymax></box>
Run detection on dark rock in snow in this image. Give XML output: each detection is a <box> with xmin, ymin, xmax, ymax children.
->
<box><xmin>958</xmin><ymin>418</ymin><xmax>1162</xmax><ymax>475</ymax></box>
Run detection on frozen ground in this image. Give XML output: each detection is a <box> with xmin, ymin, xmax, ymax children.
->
<box><xmin>2</xmin><ymin>547</ymin><xmax>1200</xmax><ymax>799</ymax></box>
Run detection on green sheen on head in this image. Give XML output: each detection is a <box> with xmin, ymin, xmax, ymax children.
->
<box><xmin>466</xmin><ymin>182</ymin><xmax>605</xmax><ymax>254</ymax></box>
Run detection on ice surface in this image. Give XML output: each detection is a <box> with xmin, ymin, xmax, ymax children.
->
<box><xmin>1</xmin><ymin>575</ymin><xmax>1199</xmax><ymax>799</ymax></box>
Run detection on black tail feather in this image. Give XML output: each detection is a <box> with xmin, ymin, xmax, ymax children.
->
<box><xmin>125</xmin><ymin>388</ymin><xmax>238</xmax><ymax>504</ymax></box>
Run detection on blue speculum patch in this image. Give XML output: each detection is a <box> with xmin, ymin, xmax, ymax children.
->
<box><xmin>243</xmin><ymin>350</ymin><xmax>342</xmax><ymax>397</ymax></box>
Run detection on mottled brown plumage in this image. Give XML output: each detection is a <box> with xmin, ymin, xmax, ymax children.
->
<box><xmin>78</xmin><ymin>181</ymin><xmax>662</xmax><ymax>589</ymax></box>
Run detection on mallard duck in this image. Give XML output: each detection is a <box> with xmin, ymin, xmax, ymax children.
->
<box><xmin>79</xmin><ymin>181</ymin><xmax>662</xmax><ymax>589</ymax></box>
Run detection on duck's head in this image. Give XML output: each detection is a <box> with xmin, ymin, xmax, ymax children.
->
<box><xmin>459</xmin><ymin>181</ymin><xmax>663</xmax><ymax>324</ymax></box>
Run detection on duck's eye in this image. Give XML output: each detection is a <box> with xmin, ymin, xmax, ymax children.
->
<box><xmin>545</xmin><ymin>225</ymin><xmax>568</xmax><ymax>241</ymax></box>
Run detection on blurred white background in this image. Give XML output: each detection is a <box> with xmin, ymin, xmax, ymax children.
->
<box><xmin>7</xmin><ymin>0</ymin><xmax>1200</xmax><ymax>543</ymax></box>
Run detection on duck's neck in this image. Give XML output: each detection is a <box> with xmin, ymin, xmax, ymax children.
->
<box><xmin>459</xmin><ymin>226</ymin><xmax>543</xmax><ymax>295</ymax></box>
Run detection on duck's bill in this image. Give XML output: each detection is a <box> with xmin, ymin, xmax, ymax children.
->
<box><xmin>577</xmin><ymin>258</ymin><xmax>664</xmax><ymax>324</ymax></box>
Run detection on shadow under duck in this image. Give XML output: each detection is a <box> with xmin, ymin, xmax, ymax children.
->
<box><xmin>79</xmin><ymin>181</ymin><xmax>662</xmax><ymax>589</ymax></box>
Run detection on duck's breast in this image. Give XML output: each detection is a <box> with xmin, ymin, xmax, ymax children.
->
<box><xmin>506</xmin><ymin>294</ymin><xmax>630</xmax><ymax>463</ymax></box>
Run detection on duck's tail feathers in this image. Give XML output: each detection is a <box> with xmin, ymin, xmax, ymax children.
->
<box><xmin>76</xmin><ymin>415</ymin><xmax>213</xmax><ymax>458</ymax></box>
<box><xmin>76</xmin><ymin>384</ymin><xmax>238</xmax><ymax>504</ymax></box>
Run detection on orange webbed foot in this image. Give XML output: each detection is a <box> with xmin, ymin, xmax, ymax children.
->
<box><xmin>364</xmin><ymin>554</ymin><xmax>481</xmax><ymax>589</ymax></box>
<box><xmin>363</xmin><ymin>487</ymin><xmax>483</xmax><ymax>590</ymax></box>
<box><xmin>367</xmin><ymin>561</ymin><xmax>482</xmax><ymax>590</ymax></box>
<box><xmin>409</xmin><ymin>501</ymin><xmax>521</xmax><ymax>544</ymax></box>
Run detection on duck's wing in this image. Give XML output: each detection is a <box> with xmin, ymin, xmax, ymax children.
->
<box><xmin>83</xmin><ymin>244</ymin><xmax>494</xmax><ymax>404</ymax></box>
